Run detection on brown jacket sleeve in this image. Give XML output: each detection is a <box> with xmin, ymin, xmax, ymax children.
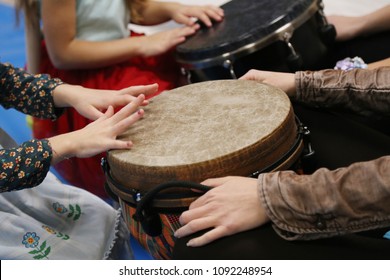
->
<box><xmin>258</xmin><ymin>67</ymin><xmax>390</xmax><ymax>240</ymax></box>
<box><xmin>258</xmin><ymin>156</ymin><xmax>390</xmax><ymax>240</ymax></box>
<box><xmin>294</xmin><ymin>67</ymin><xmax>390</xmax><ymax>118</ymax></box>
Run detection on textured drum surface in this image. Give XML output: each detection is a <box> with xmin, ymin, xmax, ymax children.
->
<box><xmin>107</xmin><ymin>80</ymin><xmax>297</xmax><ymax>192</ymax></box>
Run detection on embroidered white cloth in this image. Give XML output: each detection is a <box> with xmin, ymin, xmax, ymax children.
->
<box><xmin>0</xmin><ymin>171</ymin><xmax>133</xmax><ymax>260</ymax></box>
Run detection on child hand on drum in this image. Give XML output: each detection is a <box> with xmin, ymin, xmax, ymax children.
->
<box><xmin>0</xmin><ymin>62</ymin><xmax>158</xmax><ymax>259</ymax></box>
<box><xmin>47</xmin><ymin>86</ymin><xmax>152</xmax><ymax>165</ymax></box>
<box><xmin>0</xmin><ymin>62</ymin><xmax>157</xmax><ymax>191</ymax></box>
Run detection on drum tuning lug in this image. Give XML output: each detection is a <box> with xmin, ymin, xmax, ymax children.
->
<box><xmin>282</xmin><ymin>31</ymin><xmax>292</xmax><ymax>42</ymax></box>
<box><xmin>299</xmin><ymin>125</ymin><xmax>311</xmax><ymax>139</ymax></box>
<box><xmin>222</xmin><ymin>59</ymin><xmax>237</xmax><ymax>79</ymax></box>
<box><xmin>320</xmin><ymin>24</ymin><xmax>336</xmax><ymax>46</ymax></box>
<box><xmin>317</xmin><ymin>0</ymin><xmax>325</xmax><ymax>10</ymax></box>
<box><xmin>300</xmin><ymin>125</ymin><xmax>310</xmax><ymax>135</ymax></box>
<box><xmin>250</xmin><ymin>170</ymin><xmax>261</xmax><ymax>178</ymax></box>
<box><xmin>181</xmin><ymin>67</ymin><xmax>192</xmax><ymax>84</ymax></box>
<box><xmin>100</xmin><ymin>157</ymin><xmax>107</xmax><ymax>171</ymax></box>
<box><xmin>316</xmin><ymin>0</ymin><xmax>336</xmax><ymax>46</ymax></box>
<box><xmin>299</xmin><ymin>125</ymin><xmax>316</xmax><ymax>172</ymax></box>
<box><xmin>299</xmin><ymin>126</ymin><xmax>314</xmax><ymax>155</ymax></box>
<box><xmin>283</xmin><ymin>32</ymin><xmax>303</xmax><ymax>71</ymax></box>
<box><xmin>287</xmin><ymin>53</ymin><xmax>303</xmax><ymax>72</ymax></box>
<box><xmin>135</xmin><ymin>192</ymin><xmax>142</xmax><ymax>202</ymax></box>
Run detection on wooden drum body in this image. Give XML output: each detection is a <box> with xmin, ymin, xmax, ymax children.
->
<box><xmin>104</xmin><ymin>80</ymin><xmax>305</xmax><ymax>259</ymax></box>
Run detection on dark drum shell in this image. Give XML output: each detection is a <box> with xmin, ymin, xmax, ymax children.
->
<box><xmin>176</xmin><ymin>0</ymin><xmax>315</xmax><ymax>65</ymax></box>
<box><xmin>175</xmin><ymin>0</ymin><xmax>333</xmax><ymax>82</ymax></box>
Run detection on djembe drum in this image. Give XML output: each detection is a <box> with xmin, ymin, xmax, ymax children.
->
<box><xmin>175</xmin><ymin>0</ymin><xmax>335</xmax><ymax>83</ymax></box>
<box><xmin>103</xmin><ymin>80</ymin><xmax>310</xmax><ymax>259</ymax></box>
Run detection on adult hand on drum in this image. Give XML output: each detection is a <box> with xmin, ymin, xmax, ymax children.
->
<box><xmin>170</xmin><ymin>4</ymin><xmax>224</xmax><ymax>27</ymax></box>
<box><xmin>48</xmin><ymin>94</ymin><xmax>146</xmax><ymax>165</ymax></box>
<box><xmin>239</xmin><ymin>70</ymin><xmax>296</xmax><ymax>98</ymax></box>
<box><xmin>52</xmin><ymin>83</ymin><xmax>158</xmax><ymax>120</ymax></box>
<box><xmin>175</xmin><ymin>176</ymin><xmax>270</xmax><ymax>247</ymax></box>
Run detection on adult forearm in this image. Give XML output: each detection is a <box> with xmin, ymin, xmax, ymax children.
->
<box><xmin>295</xmin><ymin>68</ymin><xmax>390</xmax><ymax>117</ymax></box>
<box><xmin>258</xmin><ymin>156</ymin><xmax>390</xmax><ymax>240</ymax></box>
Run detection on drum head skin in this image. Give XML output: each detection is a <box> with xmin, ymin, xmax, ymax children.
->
<box><xmin>176</xmin><ymin>0</ymin><xmax>315</xmax><ymax>65</ymax></box>
<box><xmin>107</xmin><ymin>80</ymin><xmax>297</xmax><ymax>192</ymax></box>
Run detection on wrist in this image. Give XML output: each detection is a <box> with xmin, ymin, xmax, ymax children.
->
<box><xmin>129</xmin><ymin>36</ymin><xmax>149</xmax><ymax>57</ymax></box>
<box><xmin>165</xmin><ymin>2</ymin><xmax>181</xmax><ymax>19</ymax></box>
<box><xmin>281</xmin><ymin>73</ymin><xmax>296</xmax><ymax>99</ymax></box>
<box><xmin>48</xmin><ymin>133</ymin><xmax>76</xmax><ymax>164</ymax></box>
<box><xmin>52</xmin><ymin>84</ymin><xmax>83</xmax><ymax>108</ymax></box>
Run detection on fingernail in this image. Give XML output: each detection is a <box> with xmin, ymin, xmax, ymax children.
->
<box><xmin>186</xmin><ymin>240</ymin><xmax>194</xmax><ymax>247</ymax></box>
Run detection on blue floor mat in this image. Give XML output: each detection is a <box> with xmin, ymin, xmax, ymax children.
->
<box><xmin>0</xmin><ymin>4</ymin><xmax>26</xmax><ymax>68</ymax></box>
<box><xmin>0</xmin><ymin>3</ymin><xmax>31</xmax><ymax>145</ymax></box>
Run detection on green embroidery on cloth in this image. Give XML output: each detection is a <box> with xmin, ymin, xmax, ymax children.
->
<box><xmin>22</xmin><ymin>232</ymin><xmax>51</xmax><ymax>259</ymax></box>
<box><xmin>68</xmin><ymin>204</ymin><xmax>82</xmax><ymax>221</ymax></box>
<box><xmin>22</xmin><ymin>225</ymin><xmax>72</xmax><ymax>259</ymax></box>
<box><xmin>20</xmin><ymin>201</ymin><xmax>83</xmax><ymax>259</ymax></box>
<box><xmin>28</xmin><ymin>240</ymin><xmax>51</xmax><ymax>260</ymax></box>
<box><xmin>42</xmin><ymin>225</ymin><xmax>70</xmax><ymax>240</ymax></box>
<box><xmin>52</xmin><ymin>202</ymin><xmax>83</xmax><ymax>221</ymax></box>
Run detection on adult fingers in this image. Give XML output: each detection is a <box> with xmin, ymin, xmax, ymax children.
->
<box><xmin>179</xmin><ymin>203</ymin><xmax>212</xmax><ymax>226</ymax></box>
<box><xmin>175</xmin><ymin>215</ymin><xmax>217</xmax><ymax>239</ymax></box>
<box><xmin>187</xmin><ymin>226</ymin><xmax>229</xmax><ymax>247</ymax></box>
<box><xmin>239</xmin><ymin>69</ymin><xmax>263</xmax><ymax>81</ymax></box>
<box><xmin>201</xmin><ymin>176</ymin><xmax>232</xmax><ymax>187</ymax></box>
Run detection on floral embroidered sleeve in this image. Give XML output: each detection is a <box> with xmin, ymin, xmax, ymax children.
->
<box><xmin>0</xmin><ymin>62</ymin><xmax>63</xmax><ymax>192</ymax></box>
<box><xmin>0</xmin><ymin>62</ymin><xmax>63</xmax><ymax>119</ymax></box>
<box><xmin>0</xmin><ymin>139</ymin><xmax>52</xmax><ymax>192</ymax></box>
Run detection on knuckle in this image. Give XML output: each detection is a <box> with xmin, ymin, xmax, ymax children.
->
<box><xmin>179</xmin><ymin>211</ymin><xmax>189</xmax><ymax>224</ymax></box>
<box><xmin>224</xmin><ymin>221</ymin><xmax>239</xmax><ymax>233</ymax></box>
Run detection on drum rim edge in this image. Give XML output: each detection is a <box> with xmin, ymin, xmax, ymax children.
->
<box><xmin>175</xmin><ymin>0</ymin><xmax>320</xmax><ymax>69</ymax></box>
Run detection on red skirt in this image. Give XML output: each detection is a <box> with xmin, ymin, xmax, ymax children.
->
<box><xmin>33</xmin><ymin>38</ymin><xmax>182</xmax><ymax>198</ymax></box>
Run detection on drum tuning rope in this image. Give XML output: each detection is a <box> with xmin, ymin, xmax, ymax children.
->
<box><xmin>133</xmin><ymin>181</ymin><xmax>211</xmax><ymax>237</ymax></box>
